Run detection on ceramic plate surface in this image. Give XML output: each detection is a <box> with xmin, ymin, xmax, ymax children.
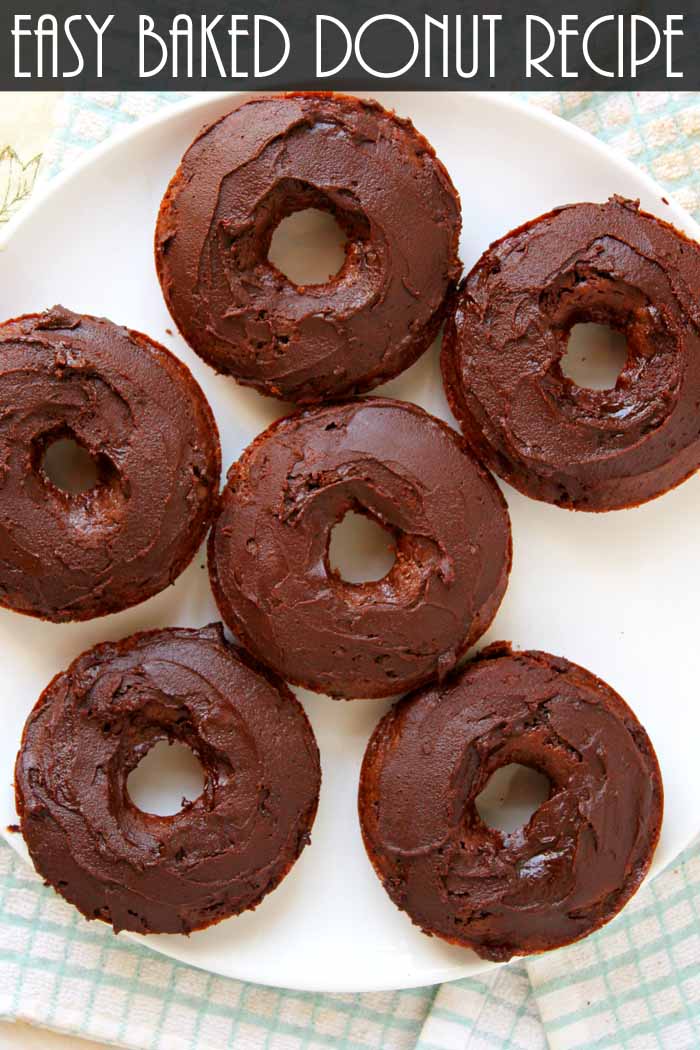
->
<box><xmin>1</xmin><ymin>92</ymin><xmax>698</xmax><ymax>992</ymax></box>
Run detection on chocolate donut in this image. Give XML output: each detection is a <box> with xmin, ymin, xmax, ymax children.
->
<box><xmin>15</xmin><ymin>625</ymin><xmax>321</xmax><ymax>935</ymax></box>
<box><xmin>208</xmin><ymin>398</ymin><xmax>512</xmax><ymax>699</ymax></box>
<box><xmin>442</xmin><ymin>196</ymin><xmax>700</xmax><ymax>510</ymax></box>
<box><xmin>359</xmin><ymin>644</ymin><xmax>663</xmax><ymax>960</ymax></box>
<box><xmin>0</xmin><ymin>307</ymin><xmax>220</xmax><ymax>621</ymax></box>
<box><xmin>155</xmin><ymin>92</ymin><xmax>462</xmax><ymax>403</ymax></box>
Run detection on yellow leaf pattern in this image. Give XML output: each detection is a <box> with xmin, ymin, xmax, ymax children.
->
<box><xmin>0</xmin><ymin>147</ymin><xmax>41</xmax><ymax>224</ymax></box>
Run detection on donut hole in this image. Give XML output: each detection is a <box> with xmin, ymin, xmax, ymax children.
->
<box><xmin>127</xmin><ymin>739</ymin><xmax>205</xmax><ymax>817</ymax></box>
<box><xmin>36</xmin><ymin>429</ymin><xmax>118</xmax><ymax>496</ymax></box>
<box><xmin>42</xmin><ymin>436</ymin><xmax>99</xmax><ymax>494</ymax></box>
<box><xmin>269</xmin><ymin>207</ymin><xmax>348</xmax><ymax>285</ymax></box>
<box><xmin>561</xmin><ymin>323</ymin><xmax>629</xmax><ymax>390</ymax></box>
<box><xmin>475</xmin><ymin>763</ymin><xmax>551</xmax><ymax>836</ymax></box>
<box><xmin>329</xmin><ymin>510</ymin><xmax>396</xmax><ymax>584</ymax></box>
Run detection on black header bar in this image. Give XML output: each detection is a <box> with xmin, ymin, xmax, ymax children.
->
<box><xmin>1</xmin><ymin>1</ymin><xmax>697</xmax><ymax>91</ymax></box>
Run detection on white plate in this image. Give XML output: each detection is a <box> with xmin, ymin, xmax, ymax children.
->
<box><xmin>1</xmin><ymin>92</ymin><xmax>699</xmax><ymax>994</ymax></box>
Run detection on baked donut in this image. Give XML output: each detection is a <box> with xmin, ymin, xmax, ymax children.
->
<box><xmin>208</xmin><ymin>398</ymin><xmax>512</xmax><ymax>699</ymax></box>
<box><xmin>14</xmin><ymin>624</ymin><xmax>321</xmax><ymax>935</ymax></box>
<box><xmin>359</xmin><ymin>643</ymin><xmax>663</xmax><ymax>960</ymax></box>
<box><xmin>155</xmin><ymin>92</ymin><xmax>462</xmax><ymax>403</ymax></box>
<box><xmin>0</xmin><ymin>307</ymin><xmax>220</xmax><ymax>621</ymax></box>
<box><xmin>442</xmin><ymin>196</ymin><xmax>700</xmax><ymax>510</ymax></box>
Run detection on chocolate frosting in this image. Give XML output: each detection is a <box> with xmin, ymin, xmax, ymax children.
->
<box><xmin>0</xmin><ymin>308</ymin><xmax>220</xmax><ymax>621</ymax></box>
<box><xmin>209</xmin><ymin>398</ymin><xmax>511</xmax><ymax>699</ymax></box>
<box><xmin>15</xmin><ymin>625</ymin><xmax>321</xmax><ymax>935</ymax></box>
<box><xmin>442</xmin><ymin>196</ymin><xmax>700</xmax><ymax>510</ymax></box>
<box><xmin>156</xmin><ymin>92</ymin><xmax>462</xmax><ymax>403</ymax></box>
<box><xmin>359</xmin><ymin>644</ymin><xmax>663</xmax><ymax>960</ymax></box>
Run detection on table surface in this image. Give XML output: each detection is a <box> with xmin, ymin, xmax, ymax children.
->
<box><xmin>0</xmin><ymin>1021</ymin><xmax>108</xmax><ymax>1049</ymax></box>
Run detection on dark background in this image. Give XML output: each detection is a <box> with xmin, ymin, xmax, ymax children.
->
<box><xmin>1</xmin><ymin>0</ymin><xmax>697</xmax><ymax>91</ymax></box>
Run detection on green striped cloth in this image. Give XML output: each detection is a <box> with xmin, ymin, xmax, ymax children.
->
<box><xmin>2</xmin><ymin>90</ymin><xmax>700</xmax><ymax>1050</ymax></box>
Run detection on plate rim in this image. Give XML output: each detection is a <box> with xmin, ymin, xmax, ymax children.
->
<box><xmin>1</xmin><ymin>89</ymin><xmax>698</xmax><ymax>993</ymax></box>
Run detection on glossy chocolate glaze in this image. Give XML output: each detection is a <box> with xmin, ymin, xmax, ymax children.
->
<box><xmin>209</xmin><ymin>398</ymin><xmax>512</xmax><ymax>699</ymax></box>
<box><xmin>156</xmin><ymin>92</ymin><xmax>462</xmax><ymax>403</ymax></box>
<box><xmin>0</xmin><ymin>307</ymin><xmax>220</xmax><ymax>621</ymax></box>
<box><xmin>359</xmin><ymin>644</ymin><xmax>663</xmax><ymax>960</ymax></box>
<box><xmin>442</xmin><ymin>197</ymin><xmax>700</xmax><ymax>510</ymax></box>
<box><xmin>15</xmin><ymin>625</ymin><xmax>321</xmax><ymax>935</ymax></box>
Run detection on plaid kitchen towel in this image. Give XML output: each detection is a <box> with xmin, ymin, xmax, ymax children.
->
<box><xmin>1</xmin><ymin>90</ymin><xmax>700</xmax><ymax>1050</ymax></box>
